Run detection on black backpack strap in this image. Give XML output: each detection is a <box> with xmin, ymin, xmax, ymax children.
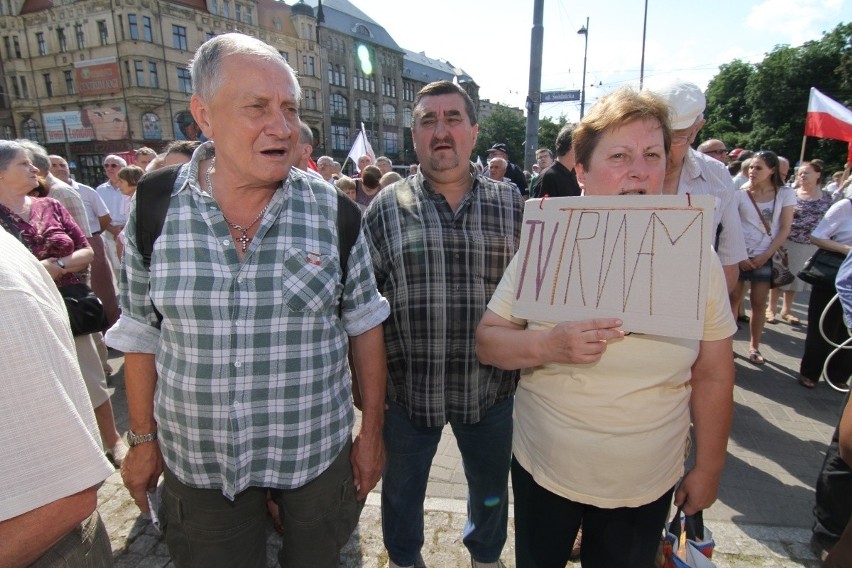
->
<box><xmin>136</xmin><ymin>164</ymin><xmax>181</xmax><ymax>269</ymax></box>
<box><xmin>335</xmin><ymin>187</ymin><xmax>362</xmax><ymax>287</ymax></box>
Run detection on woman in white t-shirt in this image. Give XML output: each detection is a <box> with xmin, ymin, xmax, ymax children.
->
<box><xmin>731</xmin><ymin>151</ymin><xmax>795</xmax><ymax>365</ymax></box>
<box><xmin>476</xmin><ymin>88</ymin><xmax>736</xmax><ymax>568</ymax></box>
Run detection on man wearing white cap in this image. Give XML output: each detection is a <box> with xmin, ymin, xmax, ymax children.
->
<box><xmin>649</xmin><ymin>79</ymin><xmax>748</xmax><ymax>295</ymax></box>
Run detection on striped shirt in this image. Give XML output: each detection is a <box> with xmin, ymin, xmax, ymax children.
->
<box><xmin>678</xmin><ymin>149</ymin><xmax>748</xmax><ymax>265</ymax></box>
<box><xmin>106</xmin><ymin>142</ymin><xmax>389</xmax><ymax>498</ymax></box>
<box><xmin>363</xmin><ymin>169</ymin><xmax>524</xmax><ymax>427</ymax></box>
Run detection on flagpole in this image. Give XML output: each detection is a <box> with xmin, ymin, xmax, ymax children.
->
<box><xmin>799</xmin><ymin>135</ymin><xmax>807</xmax><ymax>165</ymax></box>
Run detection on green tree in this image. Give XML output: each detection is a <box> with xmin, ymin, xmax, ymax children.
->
<box><xmin>474</xmin><ymin>107</ymin><xmax>526</xmax><ymax>164</ymax></box>
<box><xmin>536</xmin><ymin>115</ymin><xmax>569</xmax><ymax>154</ymax></box>
<box><xmin>703</xmin><ymin>22</ymin><xmax>851</xmax><ymax>171</ymax></box>
<box><xmin>703</xmin><ymin>60</ymin><xmax>754</xmax><ymax>150</ymax></box>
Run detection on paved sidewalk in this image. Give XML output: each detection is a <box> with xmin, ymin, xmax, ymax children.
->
<box><xmin>99</xmin><ymin>294</ymin><xmax>847</xmax><ymax>566</ymax></box>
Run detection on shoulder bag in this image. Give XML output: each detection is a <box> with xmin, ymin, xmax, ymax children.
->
<box><xmin>746</xmin><ymin>189</ymin><xmax>794</xmax><ymax>288</ymax></box>
<box><xmin>797</xmin><ymin>198</ymin><xmax>851</xmax><ymax>288</ymax></box>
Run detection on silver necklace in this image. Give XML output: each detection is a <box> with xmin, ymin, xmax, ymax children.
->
<box><xmin>206</xmin><ymin>158</ymin><xmax>268</xmax><ymax>253</ymax></box>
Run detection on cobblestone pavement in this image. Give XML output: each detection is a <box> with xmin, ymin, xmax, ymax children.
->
<box><xmin>98</xmin><ymin>293</ymin><xmax>845</xmax><ymax>566</ymax></box>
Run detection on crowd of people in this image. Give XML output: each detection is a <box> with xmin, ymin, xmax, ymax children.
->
<box><xmin>1</xmin><ymin>30</ymin><xmax>851</xmax><ymax>568</ymax></box>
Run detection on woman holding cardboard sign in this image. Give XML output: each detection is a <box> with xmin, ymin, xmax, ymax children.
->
<box><xmin>476</xmin><ymin>87</ymin><xmax>736</xmax><ymax>568</ymax></box>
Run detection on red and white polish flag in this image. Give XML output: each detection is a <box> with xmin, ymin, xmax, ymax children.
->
<box><xmin>805</xmin><ymin>88</ymin><xmax>852</xmax><ymax>163</ymax></box>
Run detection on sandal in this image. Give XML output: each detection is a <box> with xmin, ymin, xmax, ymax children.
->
<box><xmin>798</xmin><ymin>375</ymin><xmax>817</xmax><ymax>389</ymax></box>
<box><xmin>737</xmin><ymin>314</ymin><xmax>750</xmax><ymax>323</ymax></box>
<box><xmin>781</xmin><ymin>313</ymin><xmax>801</xmax><ymax>326</ymax></box>
<box><xmin>765</xmin><ymin>312</ymin><xmax>777</xmax><ymax>324</ymax></box>
<box><xmin>748</xmin><ymin>349</ymin><xmax>766</xmax><ymax>365</ymax></box>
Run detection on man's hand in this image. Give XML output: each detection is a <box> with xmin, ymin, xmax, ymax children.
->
<box><xmin>120</xmin><ymin>441</ymin><xmax>164</xmax><ymax>514</ymax></box>
<box><xmin>349</xmin><ymin>430</ymin><xmax>384</xmax><ymax>500</ymax></box>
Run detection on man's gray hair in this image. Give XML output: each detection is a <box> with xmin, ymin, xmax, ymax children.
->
<box><xmin>15</xmin><ymin>139</ymin><xmax>50</xmax><ymax>173</ymax></box>
<box><xmin>317</xmin><ymin>155</ymin><xmax>334</xmax><ymax>167</ymax></box>
<box><xmin>298</xmin><ymin>121</ymin><xmax>313</xmax><ymax>145</ymax></box>
<box><xmin>190</xmin><ymin>32</ymin><xmax>300</xmax><ymax>102</ymax></box>
<box><xmin>376</xmin><ymin>156</ymin><xmax>392</xmax><ymax>167</ymax></box>
<box><xmin>103</xmin><ymin>154</ymin><xmax>128</xmax><ymax>167</ymax></box>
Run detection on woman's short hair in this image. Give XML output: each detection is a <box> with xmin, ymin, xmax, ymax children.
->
<box><xmin>117</xmin><ymin>165</ymin><xmax>145</xmax><ymax>186</ymax></box>
<box><xmin>335</xmin><ymin>176</ymin><xmax>356</xmax><ymax>191</ymax></box>
<box><xmin>573</xmin><ymin>87</ymin><xmax>672</xmax><ymax>171</ymax></box>
<box><xmin>0</xmin><ymin>140</ymin><xmax>26</xmax><ymax>172</ymax></box>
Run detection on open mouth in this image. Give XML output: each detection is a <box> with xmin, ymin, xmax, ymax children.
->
<box><xmin>620</xmin><ymin>189</ymin><xmax>646</xmax><ymax>195</ymax></box>
<box><xmin>261</xmin><ymin>148</ymin><xmax>288</xmax><ymax>157</ymax></box>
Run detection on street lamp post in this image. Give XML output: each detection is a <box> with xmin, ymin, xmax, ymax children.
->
<box><xmin>577</xmin><ymin>17</ymin><xmax>589</xmax><ymax>120</ymax></box>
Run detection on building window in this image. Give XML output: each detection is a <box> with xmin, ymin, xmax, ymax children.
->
<box><xmin>302</xmin><ymin>55</ymin><xmax>315</xmax><ymax>77</ymax></box>
<box><xmin>331</xmin><ymin>124</ymin><xmax>350</xmax><ymax>151</ymax></box>
<box><xmin>235</xmin><ymin>3</ymin><xmax>241</xmax><ymax>22</ymax></box>
<box><xmin>245</xmin><ymin>7</ymin><xmax>252</xmax><ymax>24</ymax></box>
<box><xmin>36</xmin><ymin>32</ymin><xmax>46</xmax><ymax>55</ymax></box>
<box><xmin>329</xmin><ymin>94</ymin><xmax>347</xmax><ymax>119</ymax></box>
<box><xmin>142</xmin><ymin>112</ymin><xmax>161</xmax><ymax>140</ymax></box>
<box><xmin>149</xmin><ymin>61</ymin><xmax>159</xmax><ymax>88</ymax></box>
<box><xmin>403</xmin><ymin>107</ymin><xmax>412</xmax><ymax>128</ymax></box>
<box><xmin>10</xmin><ymin>76</ymin><xmax>20</xmax><ymax>99</ymax></box>
<box><xmin>2</xmin><ymin>36</ymin><xmax>10</xmax><ymax>59</ymax></box>
<box><xmin>12</xmin><ymin>35</ymin><xmax>20</xmax><ymax>58</ymax></box>
<box><xmin>75</xmin><ymin>24</ymin><xmax>85</xmax><ymax>49</ymax></box>
<box><xmin>383</xmin><ymin>131</ymin><xmax>399</xmax><ymax>154</ymax></box>
<box><xmin>403</xmin><ymin>81</ymin><xmax>415</xmax><ymax>102</ymax></box>
<box><xmin>223</xmin><ymin>0</ymin><xmax>230</xmax><ymax>18</ymax></box>
<box><xmin>357</xmin><ymin>99</ymin><xmax>373</xmax><ymax>122</ymax></box>
<box><xmin>327</xmin><ymin>63</ymin><xmax>333</xmax><ymax>84</ymax></box>
<box><xmin>135</xmin><ymin>60</ymin><xmax>145</xmax><ymax>86</ymax></box>
<box><xmin>64</xmin><ymin>70</ymin><xmax>75</xmax><ymax>94</ymax></box>
<box><xmin>57</xmin><ymin>28</ymin><xmax>67</xmax><ymax>53</ymax></box>
<box><xmin>279</xmin><ymin>50</ymin><xmax>289</xmax><ymax>62</ymax></box>
<box><xmin>172</xmin><ymin>25</ymin><xmax>187</xmax><ymax>51</ymax></box>
<box><xmin>129</xmin><ymin>14</ymin><xmax>139</xmax><ymax>40</ymax></box>
<box><xmin>43</xmin><ymin>73</ymin><xmax>53</xmax><ymax>97</ymax></box>
<box><xmin>383</xmin><ymin>103</ymin><xmax>396</xmax><ymax>126</ymax></box>
<box><xmin>22</xmin><ymin>118</ymin><xmax>42</xmax><ymax>143</ymax></box>
<box><xmin>19</xmin><ymin>76</ymin><xmax>29</xmax><ymax>99</ymax></box>
<box><xmin>303</xmin><ymin>89</ymin><xmax>318</xmax><ymax>111</ymax></box>
<box><xmin>177</xmin><ymin>67</ymin><xmax>192</xmax><ymax>93</ymax></box>
<box><xmin>143</xmin><ymin>16</ymin><xmax>153</xmax><ymax>42</ymax></box>
<box><xmin>97</xmin><ymin>20</ymin><xmax>108</xmax><ymax>45</ymax></box>
<box><xmin>124</xmin><ymin>60</ymin><xmax>132</xmax><ymax>85</ymax></box>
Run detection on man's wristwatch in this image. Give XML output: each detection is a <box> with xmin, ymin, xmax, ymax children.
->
<box><xmin>127</xmin><ymin>429</ymin><xmax>158</xmax><ymax>447</ymax></box>
<box><xmin>56</xmin><ymin>258</ymin><xmax>66</xmax><ymax>269</ymax></box>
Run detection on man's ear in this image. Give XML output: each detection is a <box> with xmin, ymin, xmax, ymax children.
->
<box><xmin>190</xmin><ymin>95</ymin><xmax>214</xmax><ymax>140</ymax></box>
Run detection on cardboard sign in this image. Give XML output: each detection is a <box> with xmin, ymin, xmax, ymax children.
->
<box><xmin>512</xmin><ymin>195</ymin><xmax>716</xmax><ymax>339</ymax></box>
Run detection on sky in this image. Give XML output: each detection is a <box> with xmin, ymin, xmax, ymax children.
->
<box><xmin>350</xmin><ymin>0</ymin><xmax>849</xmax><ymax>122</ymax></box>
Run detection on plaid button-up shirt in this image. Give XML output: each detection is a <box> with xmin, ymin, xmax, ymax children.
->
<box><xmin>363</xmin><ymin>169</ymin><xmax>524</xmax><ymax>427</ymax></box>
<box><xmin>106</xmin><ymin>143</ymin><xmax>389</xmax><ymax>498</ymax></box>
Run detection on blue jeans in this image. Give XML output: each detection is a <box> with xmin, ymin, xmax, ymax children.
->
<box><xmin>382</xmin><ymin>398</ymin><xmax>513</xmax><ymax>566</ymax></box>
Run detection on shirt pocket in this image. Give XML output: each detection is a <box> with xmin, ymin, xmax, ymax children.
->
<box><xmin>473</xmin><ymin>234</ymin><xmax>517</xmax><ymax>286</ymax></box>
<box><xmin>282</xmin><ymin>247</ymin><xmax>338</xmax><ymax>312</ymax></box>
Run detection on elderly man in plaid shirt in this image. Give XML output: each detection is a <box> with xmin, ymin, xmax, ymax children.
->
<box><xmin>106</xmin><ymin>33</ymin><xmax>389</xmax><ymax>568</ymax></box>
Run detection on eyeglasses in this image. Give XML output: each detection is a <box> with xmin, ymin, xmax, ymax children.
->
<box><xmin>104</xmin><ymin>164</ymin><xmax>121</xmax><ymax>168</ymax></box>
<box><xmin>671</xmin><ymin>134</ymin><xmax>692</xmax><ymax>147</ymax></box>
<box><xmin>704</xmin><ymin>148</ymin><xmax>727</xmax><ymax>155</ymax></box>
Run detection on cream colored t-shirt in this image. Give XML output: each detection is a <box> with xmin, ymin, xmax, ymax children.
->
<box><xmin>487</xmin><ymin>249</ymin><xmax>736</xmax><ymax>508</ymax></box>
